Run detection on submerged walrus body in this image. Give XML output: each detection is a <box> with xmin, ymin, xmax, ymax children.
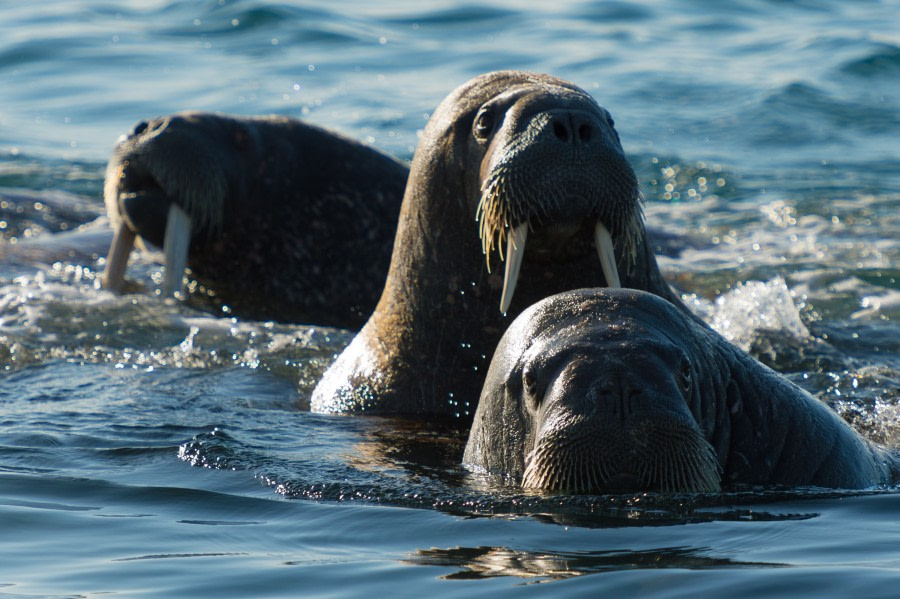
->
<box><xmin>464</xmin><ymin>288</ymin><xmax>900</xmax><ymax>493</ymax></box>
<box><xmin>103</xmin><ymin>112</ymin><xmax>408</xmax><ymax>328</ymax></box>
<box><xmin>312</xmin><ymin>71</ymin><xmax>690</xmax><ymax>420</ymax></box>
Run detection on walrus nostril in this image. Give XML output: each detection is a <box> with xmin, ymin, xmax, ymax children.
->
<box><xmin>625</xmin><ymin>387</ymin><xmax>642</xmax><ymax>417</ymax></box>
<box><xmin>553</xmin><ymin>119</ymin><xmax>570</xmax><ymax>142</ymax></box>
<box><xmin>578</xmin><ymin>122</ymin><xmax>592</xmax><ymax>143</ymax></box>
<box><xmin>551</xmin><ymin>115</ymin><xmax>592</xmax><ymax>144</ymax></box>
<box><xmin>133</xmin><ymin>120</ymin><xmax>149</xmax><ymax>136</ymax></box>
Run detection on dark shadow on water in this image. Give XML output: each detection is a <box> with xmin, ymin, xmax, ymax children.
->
<box><xmin>407</xmin><ymin>544</ymin><xmax>790</xmax><ymax>582</ymax></box>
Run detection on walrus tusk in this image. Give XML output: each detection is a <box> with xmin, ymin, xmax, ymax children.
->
<box><xmin>500</xmin><ymin>223</ymin><xmax>528</xmax><ymax>314</ymax></box>
<box><xmin>102</xmin><ymin>221</ymin><xmax>137</xmax><ymax>292</ymax></box>
<box><xmin>594</xmin><ymin>221</ymin><xmax>621</xmax><ymax>289</ymax></box>
<box><xmin>161</xmin><ymin>203</ymin><xmax>192</xmax><ymax>297</ymax></box>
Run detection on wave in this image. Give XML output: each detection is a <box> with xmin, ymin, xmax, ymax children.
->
<box><xmin>840</xmin><ymin>42</ymin><xmax>900</xmax><ymax>77</ymax></box>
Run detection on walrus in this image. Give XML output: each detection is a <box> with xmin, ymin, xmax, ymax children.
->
<box><xmin>464</xmin><ymin>288</ymin><xmax>900</xmax><ymax>492</ymax></box>
<box><xmin>102</xmin><ymin>112</ymin><xmax>408</xmax><ymax>328</ymax></box>
<box><xmin>312</xmin><ymin>71</ymin><xmax>691</xmax><ymax>419</ymax></box>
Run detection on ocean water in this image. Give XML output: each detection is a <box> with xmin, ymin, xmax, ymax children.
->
<box><xmin>1</xmin><ymin>0</ymin><xmax>899</xmax><ymax>596</ymax></box>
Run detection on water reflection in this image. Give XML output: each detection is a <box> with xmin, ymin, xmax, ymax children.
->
<box><xmin>408</xmin><ymin>545</ymin><xmax>789</xmax><ymax>582</ymax></box>
<box><xmin>346</xmin><ymin>417</ymin><xmax>469</xmax><ymax>484</ymax></box>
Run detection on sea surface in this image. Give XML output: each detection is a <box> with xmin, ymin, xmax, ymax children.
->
<box><xmin>1</xmin><ymin>1</ymin><xmax>899</xmax><ymax>596</ymax></box>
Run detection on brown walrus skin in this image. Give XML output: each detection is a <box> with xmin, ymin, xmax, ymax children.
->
<box><xmin>103</xmin><ymin>112</ymin><xmax>408</xmax><ymax>328</ymax></box>
<box><xmin>312</xmin><ymin>71</ymin><xmax>691</xmax><ymax>420</ymax></box>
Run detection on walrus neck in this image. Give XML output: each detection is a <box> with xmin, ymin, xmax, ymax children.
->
<box><xmin>367</xmin><ymin>169</ymin><xmax>493</xmax><ymax>415</ymax></box>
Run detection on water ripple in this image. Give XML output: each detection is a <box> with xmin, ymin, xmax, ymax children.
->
<box><xmin>840</xmin><ymin>42</ymin><xmax>900</xmax><ymax>77</ymax></box>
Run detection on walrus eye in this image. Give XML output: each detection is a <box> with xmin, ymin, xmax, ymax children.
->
<box><xmin>680</xmin><ymin>362</ymin><xmax>692</xmax><ymax>393</ymax></box>
<box><xmin>473</xmin><ymin>109</ymin><xmax>496</xmax><ymax>141</ymax></box>
<box><xmin>523</xmin><ymin>367</ymin><xmax>538</xmax><ymax>401</ymax></box>
<box><xmin>604</xmin><ymin>112</ymin><xmax>621</xmax><ymax>144</ymax></box>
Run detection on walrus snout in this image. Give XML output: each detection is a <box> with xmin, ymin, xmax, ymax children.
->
<box><xmin>522</xmin><ymin>414</ymin><xmax>722</xmax><ymax>494</ymax></box>
<box><xmin>103</xmin><ymin>112</ymin><xmax>238</xmax><ymax>296</ymax></box>
<box><xmin>521</xmin><ymin>417</ymin><xmax>721</xmax><ymax>494</ymax></box>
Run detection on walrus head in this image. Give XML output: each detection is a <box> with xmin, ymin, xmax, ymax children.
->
<box><xmin>105</xmin><ymin>113</ymin><xmax>255</xmax><ymax>243</ymax></box>
<box><xmin>103</xmin><ymin>112</ymin><xmax>257</xmax><ymax>295</ymax></box>
<box><xmin>464</xmin><ymin>288</ymin><xmax>725</xmax><ymax>493</ymax></box>
<box><xmin>424</xmin><ymin>71</ymin><xmax>644</xmax><ymax>312</ymax></box>
<box><xmin>470</xmin><ymin>76</ymin><xmax>643</xmax><ymax>311</ymax></box>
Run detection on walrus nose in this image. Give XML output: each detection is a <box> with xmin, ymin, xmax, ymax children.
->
<box><xmin>593</xmin><ymin>375</ymin><xmax>643</xmax><ymax>419</ymax></box>
<box><xmin>550</xmin><ymin>111</ymin><xmax>594</xmax><ymax>145</ymax></box>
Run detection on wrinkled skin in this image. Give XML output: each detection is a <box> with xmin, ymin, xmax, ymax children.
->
<box><xmin>312</xmin><ymin>71</ymin><xmax>689</xmax><ymax>420</ymax></box>
<box><xmin>103</xmin><ymin>112</ymin><xmax>408</xmax><ymax>327</ymax></box>
<box><xmin>464</xmin><ymin>288</ymin><xmax>900</xmax><ymax>493</ymax></box>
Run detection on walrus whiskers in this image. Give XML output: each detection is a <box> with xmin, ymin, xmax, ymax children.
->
<box><xmin>476</xmin><ymin>168</ymin><xmax>525</xmax><ymax>265</ymax></box>
<box><xmin>476</xmin><ymin>160</ymin><xmax>643</xmax><ymax>312</ymax></box>
<box><xmin>521</xmin><ymin>424</ymin><xmax>721</xmax><ymax>494</ymax></box>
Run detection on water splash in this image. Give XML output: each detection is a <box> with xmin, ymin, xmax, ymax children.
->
<box><xmin>0</xmin><ymin>263</ymin><xmax>351</xmax><ymax>386</ymax></box>
<box><xmin>686</xmin><ymin>277</ymin><xmax>810</xmax><ymax>352</ymax></box>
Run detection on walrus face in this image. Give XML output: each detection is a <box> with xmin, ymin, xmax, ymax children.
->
<box><xmin>102</xmin><ymin>112</ymin><xmax>257</xmax><ymax>295</ymax></box>
<box><xmin>464</xmin><ymin>289</ymin><xmax>722</xmax><ymax>494</ymax></box>
<box><xmin>518</xmin><ymin>337</ymin><xmax>721</xmax><ymax>494</ymax></box>
<box><xmin>106</xmin><ymin>112</ymin><xmax>255</xmax><ymax>246</ymax></box>
<box><xmin>457</xmin><ymin>73</ymin><xmax>643</xmax><ymax>312</ymax></box>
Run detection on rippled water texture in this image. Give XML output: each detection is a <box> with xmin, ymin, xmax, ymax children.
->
<box><xmin>1</xmin><ymin>0</ymin><xmax>899</xmax><ymax>596</ymax></box>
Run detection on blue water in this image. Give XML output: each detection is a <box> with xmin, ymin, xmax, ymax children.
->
<box><xmin>1</xmin><ymin>0</ymin><xmax>899</xmax><ymax>596</ymax></box>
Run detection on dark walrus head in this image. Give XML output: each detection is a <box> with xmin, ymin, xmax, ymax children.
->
<box><xmin>465</xmin><ymin>288</ymin><xmax>900</xmax><ymax>493</ymax></box>
<box><xmin>312</xmin><ymin>71</ymin><xmax>685</xmax><ymax>419</ymax></box>
<box><xmin>464</xmin><ymin>288</ymin><xmax>726</xmax><ymax>493</ymax></box>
